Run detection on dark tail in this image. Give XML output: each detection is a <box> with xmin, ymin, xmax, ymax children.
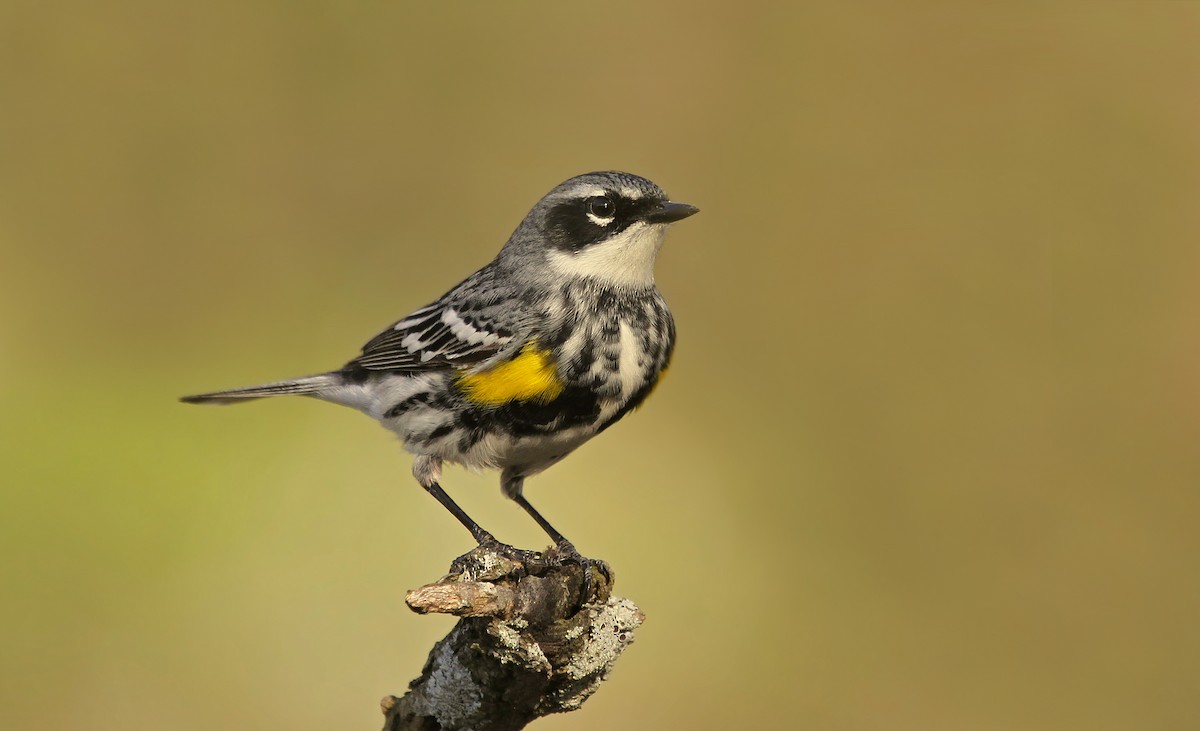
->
<box><xmin>180</xmin><ymin>373</ymin><xmax>337</xmax><ymax>405</ymax></box>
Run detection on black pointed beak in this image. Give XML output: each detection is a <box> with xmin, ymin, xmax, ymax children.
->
<box><xmin>645</xmin><ymin>200</ymin><xmax>700</xmax><ymax>224</ymax></box>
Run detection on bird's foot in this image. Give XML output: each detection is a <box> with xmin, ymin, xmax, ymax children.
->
<box><xmin>545</xmin><ymin>539</ymin><xmax>612</xmax><ymax>610</ymax></box>
<box><xmin>447</xmin><ymin>536</ymin><xmax>610</xmax><ymax>612</ymax></box>
<box><xmin>449</xmin><ymin>536</ymin><xmax>542</xmax><ymax>582</ymax></box>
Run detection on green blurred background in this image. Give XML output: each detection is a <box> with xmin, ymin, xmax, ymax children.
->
<box><xmin>2</xmin><ymin>3</ymin><xmax>1198</xmax><ymax>729</ymax></box>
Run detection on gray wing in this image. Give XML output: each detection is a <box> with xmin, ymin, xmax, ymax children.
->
<box><xmin>349</xmin><ymin>270</ymin><xmax>526</xmax><ymax>372</ymax></box>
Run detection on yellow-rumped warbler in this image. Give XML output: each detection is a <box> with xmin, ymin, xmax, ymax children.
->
<box><xmin>183</xmin><ymin>171</ymin><xmax>698</xmax><ymax>568</ymax></box>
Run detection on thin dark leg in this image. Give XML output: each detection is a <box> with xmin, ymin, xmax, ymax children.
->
<box><xmin>511</xmin><ymin>493</ymin><xmax>569</xmax><ymax>546</ymax></box>
<box><xmin>422</xmin><ymin>480</ymin><xmax>495</xmax><ymax>545</ymax></box>
<box><xmin>512</xmin><ymin>493</ymin><xmax>609</xmax><ymax>606</ymax></box>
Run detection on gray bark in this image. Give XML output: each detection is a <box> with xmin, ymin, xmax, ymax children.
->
<box><xmin>380</xmin><ymin>547</ymin><xmax>643</xmax><ymax>731</ymax></box>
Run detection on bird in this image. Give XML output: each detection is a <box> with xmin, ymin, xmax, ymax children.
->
<box><xmin>182</xmin><ymin>171</ymin><xmax>698</xmax><ymax>583</ymax></box>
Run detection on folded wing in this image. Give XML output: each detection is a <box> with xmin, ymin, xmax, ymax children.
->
<box><xmin>348</xmin><ymin>265</ymin><xmax>533</xmax><ymax>372</ymax></box>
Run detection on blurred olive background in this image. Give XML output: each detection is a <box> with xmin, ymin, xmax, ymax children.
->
<box><xmin>2</xmin><ymin>2</ymin><xmax>1199</xmax><ymax>729</ymax></box>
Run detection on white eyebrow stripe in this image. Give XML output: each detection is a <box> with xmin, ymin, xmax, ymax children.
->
<box><xmin>619</xmin><ymin>186</ymin><xmax>643</xmax><ymax>199</ymax></box>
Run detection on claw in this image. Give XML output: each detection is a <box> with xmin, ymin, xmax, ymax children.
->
<box><xmin>448</xmin><ymin>538</ymin><xmax>609</xmax><ymax>613</ymax></box>
<box><xmin>549</xmin><ymin>540</ymin><xmax>611</xmax><ymax>610</ymax></box>
<box><xmin>450</xmin><ymin>538</ymin><xmax>541</xmax><ymax>581</ymax></box>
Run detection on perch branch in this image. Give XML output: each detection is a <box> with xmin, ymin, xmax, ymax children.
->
<box><xmin>381</xmin><ymin>546</ymin><xmax>644</xmax><ymax>731</ymax></box>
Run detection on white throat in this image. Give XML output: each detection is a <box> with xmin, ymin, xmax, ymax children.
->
<box><xmin>546</xmin><ymin>222</ymin><xmax>667</xmax><ymax>288</ymax></box>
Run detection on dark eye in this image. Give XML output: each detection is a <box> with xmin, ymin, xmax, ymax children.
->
<box><xmin>586</xmin><ymin>196</ymin><xmax>615</xmax><ymax>219</ymax></box>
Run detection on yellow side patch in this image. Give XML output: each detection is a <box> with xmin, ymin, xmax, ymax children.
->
<box><xmin>456</xmin><ymin>342</ymin><xmax>565</xmax><ymax>406</ymax></box>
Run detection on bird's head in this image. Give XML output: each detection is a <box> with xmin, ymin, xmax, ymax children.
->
<box><xmin>502</xmin><ymin>171</ymin><xmax>698</xmax><ymax>289</ymax></box>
